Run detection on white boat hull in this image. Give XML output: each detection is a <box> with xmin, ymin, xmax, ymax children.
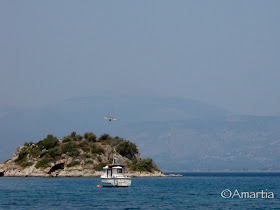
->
<box><xmin>101</xmin><ymin>177</ymin><xmax>131</xmax><ymax>187</ymax></box>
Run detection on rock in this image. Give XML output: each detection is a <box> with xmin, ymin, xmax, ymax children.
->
<box><xmin>166</xmin><ymin>174</ymin><xmax>183</xmax><ymax>177</ymax></box>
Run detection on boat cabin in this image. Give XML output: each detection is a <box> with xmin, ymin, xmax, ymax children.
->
<box><xmin>103</xmin><ymin>164</ymin><xmax>126</xmax><ymax>178</ymax></box>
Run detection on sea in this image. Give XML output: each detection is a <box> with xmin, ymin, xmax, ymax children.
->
<box><xmin>0</xmin><ymin>172</ymin><xmax>279</xmax><ymax>209</ymax></box>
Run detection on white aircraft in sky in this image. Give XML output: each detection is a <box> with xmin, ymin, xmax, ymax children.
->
<box><xmin>103</xmin><ymin>117</ymin><xmax>119</xmax><ymax>121</ymax></box>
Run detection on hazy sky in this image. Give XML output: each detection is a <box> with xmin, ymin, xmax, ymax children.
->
<box><xmin>1</xmin><ymin>1</ymin><xmax>280</xmax><ymax>115</ymax></box>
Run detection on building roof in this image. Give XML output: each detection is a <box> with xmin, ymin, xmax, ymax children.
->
<box><xmin>104</xmin><ymin>164</ymin><xmax>126</xmax><ymax>169</ymax></box>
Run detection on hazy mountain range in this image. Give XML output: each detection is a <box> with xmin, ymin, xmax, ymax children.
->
<box><xmin>1</xmin><ymin>94</ymin><xmax>280</xmax><ymax>171</ymax></box>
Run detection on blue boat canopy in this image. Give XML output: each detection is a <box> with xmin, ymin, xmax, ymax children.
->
<box><xmin>106</xmin><ymin>164</ymin><xmax>126</xmax><ymax>169</ymax></box>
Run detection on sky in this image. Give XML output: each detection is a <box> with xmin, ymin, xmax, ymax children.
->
<box><xmin>1</xmin><ymin>1</ymin><xmax>280</xmax><ymax>116</ymax></box>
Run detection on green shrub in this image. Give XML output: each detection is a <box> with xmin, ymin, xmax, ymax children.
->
<box><xmin>86</xmin><ymin>160</ymin><xmax>93</xmax><ymax>165</ymax></box>
<box><xmin>91</xmin><ymin>145</ymin><xmax>105</xmax><ymax>155</ymax></box>
<box><xmin>4</xmin><ymin>159</ymin><xmax>10</xmax><ymax>164</ymax></box>
<box><xmin>94</xmin><ymin>162</ymin><xmax>107</xmax><ymax>171</ymax></box>
<box><xmin>129</xmin><ymin>158</ymin><xmax>155</xmax><ymax>172</ymax></box>
<box><xmin>27</xmin><ymin>146</ymin><xmax>41</xmax><ymax>157</ymax></box>
<box><xmin>66</xmin><ymin>161</ymin><xmax>80</xmax><ymax>167</ymax></box>
<box><xmin>15</xmin><ymin>147</ymin><xmax>29</xmax><ymax>163</ymax></box>
<box><xmin>62</xmin><ymin>136</ymin><xmax>72</xmax><ymax>143</ymax></box>
<box><xmin>83</xmin><ymin>153</ymin><xmax>91</xmax><ymax>158</ymax></box>
<box><xmin>20</xmin><ymin>162</ymin><xmax>33</xmax><ymax>168</ymax></box>
<box><xmin>98</xmin><ymin>133</ymin><xmax>111</xmax><ymax>141</ymax></box>
<box><xmin>40</xmin><ymin>151</ymin><xmax>48</xmax><ymax>158</ymax></box>
<box><xmin>77</xmin><ymin>135</ymin><xmax>83</xmax><ymax>141</ymax></box>
<box><xmin>62</xmin><ymin>142</ymin><xmax>77</xmax><ymax>153</ymax></box>
<box><xmin>48</xmin><ymin>148</ymin><xmax>62</xmax><ymax>158</ymax></box>
<box><xmin>37</xmin><ymin>135</ymin><xmax>59</xmax><ymax>150</ymax></box>
<box><xmin>81</xmin><ymin>147</ymin><xmax>90</xmax><ymax>152</ymax></box>
<box><xmin>61</xmin><ymin>142</ymin><xmax>80</xmax><ymax>157</ymax></box>
<box><xmin>116</xmin><ymin>141</ymin><xmax>138</xmax><ymax>160</ymax></box>
<box><xmin>136</xmin><ymin>158</ymin><xmax>154</xmax><ymax>172</ymax></box>
<box><xmin>78</xmin><ymin>141</ymin><xmax>88</xmax><ymax>148</ymax></box>
<box><xmin>35</xmin><ymin>159</ymin><xmax>49</xmax><ymax>168</ymax></box>
<box><xmin>84</xmin><ymin>132</ymin><xmax>89</xmax><ymax>140</ymax></box>
<box><xmin>84</xmin><ymin>132</ymin><xmax>97</xmax><ymax>142</ymax></box>
<box><xmin>78</xmin><ymin>141</ymin><xmax>90</xmax><ymax>152</ymax></box>
<box><xmin>70</xmin><ymin>131</ymin><xmax>76</xmax><ymax>138</ymax></box>
<box><xmin>70</xmin><ymin>150</ymin><xmax>80</xmax><ymax>157</ymax></box>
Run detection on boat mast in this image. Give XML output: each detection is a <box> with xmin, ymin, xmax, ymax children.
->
<box><xmin>112</xmin><ymin>148</ymin><xmax>116</xmax><ymax>164</ymax></box>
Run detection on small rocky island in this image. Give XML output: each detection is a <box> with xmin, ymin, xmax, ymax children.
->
<box><xmin>0</xmin><ymin>132</ymin><xmax>181</xmax><ymax>177</ymax></box>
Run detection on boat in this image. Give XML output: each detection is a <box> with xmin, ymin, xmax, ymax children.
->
<box><xmin>101</xmin><ymin>164</ymin><xmax>131</xmax><ymax>187</ymax></box>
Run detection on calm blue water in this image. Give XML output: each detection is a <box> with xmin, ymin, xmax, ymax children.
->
<box><xmin>0</xmin><ymin>173</ymin><xmax>279</xmax><ymax>209</ymax></box>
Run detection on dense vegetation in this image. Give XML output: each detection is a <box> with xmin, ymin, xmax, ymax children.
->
<box><xmin>35</xmin><ymin>159</ymin><xmax>49</xmax><ymax>168</ymax></box>
<box><xmin>116</xmin><ymin>141</ymin><xmax>138</xmax><ymax>160</ymax></box>
<box><xmin>128</xmin><ymin>158</ymin><xmax>158</xmax><ymax>172</ymax></box>
<box><xmin>37</xmin><ymin>135</ymin><xmax>59</xmax><ymax>150</ymax></box>
<box><xmin>13</xmin><ymin>132</ymin><xmax>158</xmax><ymax>172</ymax></box>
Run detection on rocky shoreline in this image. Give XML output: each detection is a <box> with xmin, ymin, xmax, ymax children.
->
<box><xmin>0</xmin><ymin>160</ymin><xmax>182</xmax><ymax>177</ymax></box>
<box><xmin>0</xmin><ymin>169</ymin><xmax>182</xmax><ymax>178</ymax></box>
